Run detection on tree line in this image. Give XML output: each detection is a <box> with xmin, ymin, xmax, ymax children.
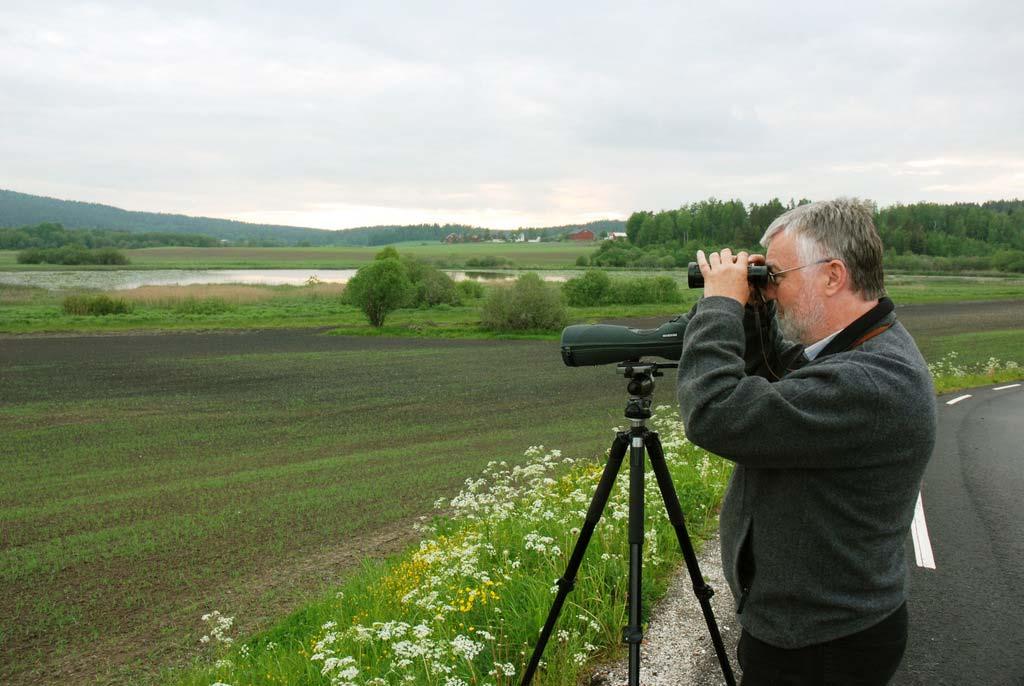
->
<box><xmin>0</xmin><ymin>222</ymin><xmax>219</xmax><ymax>250</ymax></box>
<box><xmin>592</xmin><ymin>198</ymin><xmax>1024</xmax><ymax>272</ymax></box>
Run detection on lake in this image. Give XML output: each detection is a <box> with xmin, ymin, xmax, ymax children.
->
<box><xmin>0</xmin><ymin>269</ymin><xmax>571</xmax><ymax>291</ymax></box>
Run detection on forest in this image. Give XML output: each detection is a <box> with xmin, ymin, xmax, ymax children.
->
<box><xmin>590</xmin><ymin>198</ymin><xmax>1024</xmax><ymax>272</ymax></box>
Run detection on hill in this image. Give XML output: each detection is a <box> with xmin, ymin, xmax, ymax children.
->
<box><xmin>0</xmin><ymin>189</ymin><xmax>624</xmax><ymax>247</ymax></box>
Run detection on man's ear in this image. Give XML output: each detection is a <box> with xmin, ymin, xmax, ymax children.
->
<box><xmin>824</xmin><ymin>259</ymin><xmax>847</xmax><ymax>295</ymax></box>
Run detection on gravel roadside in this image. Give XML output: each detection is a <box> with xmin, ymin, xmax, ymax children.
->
<box><xmin>588</xmin><ymin>532</ymin><xmax>742</xmax><ymax>685</ymax></box>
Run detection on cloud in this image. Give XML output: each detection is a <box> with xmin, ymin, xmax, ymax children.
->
<box><xmin>1</xmin><ymin>1</ymin><xmax>1022</xmax><ymax>229</ymax></box>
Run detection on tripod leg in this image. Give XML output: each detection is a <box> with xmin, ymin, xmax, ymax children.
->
<box><xmin>520</xmin><ymin>431</ymin><xmax>630</xmax><ymax>686</ymax></box>
<box><xmin>625</xmin><ymin>426</ymin><xmax>645</xmax><ymax>686</ymax></box>
<box><xmin>644</xmin><ymin>430</ymin><xmax>737</xmax><ymax>686</ymax></box>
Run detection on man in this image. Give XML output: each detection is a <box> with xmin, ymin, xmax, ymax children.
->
<box><xmin>676</xmin><ymin>198</ymin><xmax>936</xmax><ymax>685</ymax></box>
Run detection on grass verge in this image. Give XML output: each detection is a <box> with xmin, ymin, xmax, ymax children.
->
<box><xmin>164</xmin><ymin>408</ymin><xmax>729</xmax><ymax>686</ymax></box>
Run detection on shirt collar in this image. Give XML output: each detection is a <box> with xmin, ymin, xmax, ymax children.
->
<box><xmin>803</xmin><ymin>329</ymin><xmax>843</xmax><ymax>361</ymax></box>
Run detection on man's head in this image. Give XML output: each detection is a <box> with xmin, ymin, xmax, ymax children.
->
<box><xmin>759</xmin><ymin>199</ymin><xmax>885</xmax><ymax>343</ymax></box>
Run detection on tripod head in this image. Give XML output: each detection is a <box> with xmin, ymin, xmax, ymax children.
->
<box><xmin>616</xmin><ymin>360</ymin><xmax>678</xmax><ymax>421</ymax></box>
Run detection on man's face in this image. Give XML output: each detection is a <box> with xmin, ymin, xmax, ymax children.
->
<box><xmin>764</xmin><ymin>230</ymin><xmax>827</xmax><ymax>344</ymax></box>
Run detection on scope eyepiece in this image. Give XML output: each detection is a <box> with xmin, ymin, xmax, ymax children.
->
<box><xmin>687</xmin><ymin>262</ymin><xmax>769</xmax><ymax>289</ymax></box>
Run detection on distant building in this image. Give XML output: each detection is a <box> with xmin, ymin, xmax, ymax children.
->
<box><xmin>567</xmin><ymin>229</ymin><xmax>595</xmax><ymax>241</ymax></box>
<box><xmin>443</xmin><ymin>233</ymin><xmax>483</xmax><ymax>243</ymax></box>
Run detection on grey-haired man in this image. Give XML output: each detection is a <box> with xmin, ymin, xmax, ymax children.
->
<box><xmin>677</xmin><ymin>198</ymin><xmax>936</xmax><ymax>685</ymax></box>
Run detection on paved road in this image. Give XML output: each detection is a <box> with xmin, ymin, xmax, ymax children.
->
<box><xmin>896</xmin><ymin>382</ymin><xmax>1024</xmax><ymax>685</ymax></box>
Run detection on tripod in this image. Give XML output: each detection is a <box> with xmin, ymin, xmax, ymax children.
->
<box><xmin>521</xmin><ymin>361</ymin><xmax>735</xmax><ymax>686</ymax></box>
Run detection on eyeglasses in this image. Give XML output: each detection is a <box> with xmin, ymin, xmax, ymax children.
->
<box><xmin>767</xmin><ymin>258</ymin><xmax>835</xmax><ymax>286</ymax></box>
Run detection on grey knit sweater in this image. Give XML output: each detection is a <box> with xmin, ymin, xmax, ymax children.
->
<box><xmin>676</xmin><ymin>296</ymin><xmax>936</xmax><ymax>649</ymax></box>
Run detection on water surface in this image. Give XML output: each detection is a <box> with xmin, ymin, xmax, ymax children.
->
<box><xmin>0</xmin><ymin>269</ymin><xmax>571</xmax><ymax>291</ymax></box>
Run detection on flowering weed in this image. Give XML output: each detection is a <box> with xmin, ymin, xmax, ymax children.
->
<box><xmin>177</xmin><ymin>407</ymin><xmax>730</xmax><ymax>685</ymax></box>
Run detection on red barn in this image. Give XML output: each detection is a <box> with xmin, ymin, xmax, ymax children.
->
<box><xmin>568</xmin><ymin>229</ymin><xmax>595</xmax><ymax>241</ymax></box>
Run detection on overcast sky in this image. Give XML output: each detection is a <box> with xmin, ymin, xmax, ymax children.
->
<box><xmin>1</xmin><ymin>1</ymin><xmax>1021</xmax><ymax>231</ymax></box>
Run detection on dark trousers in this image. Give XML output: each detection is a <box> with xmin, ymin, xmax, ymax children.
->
<box><xmin>737</xmin><ymin>603</ymin><xmax>908</xmax><ymax>686</ymax></box>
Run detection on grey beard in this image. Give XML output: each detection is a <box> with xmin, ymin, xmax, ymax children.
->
<box><xmin>777</xmin><ymin>309</ymin><xmax>806</xmax><ymax>343</ymax></box>
<box><xmin>777</xmin><ymin>296</ymin><xmax>826</xmax><ymax>344</ymax></box>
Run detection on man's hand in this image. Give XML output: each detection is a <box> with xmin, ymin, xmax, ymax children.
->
<box><xmin>696</xmin><ymin>248</ymin><xmax>752</xmax><ymax>306</ymax></box>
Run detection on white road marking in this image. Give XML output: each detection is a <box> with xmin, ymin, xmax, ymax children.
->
<box><xmin>946</xmin><ymin>395</ymin><xmax>972</xmax><ymax>405</ymax></box>
<box><xmin>993</xmin><ymin>384</ymin><xmax>1021</xmax><ymax>391</ymax></box>
<box><xmin>911</xmin><ymin>492</ymin><xmax>936</xmax><ymax>570</ymax></box>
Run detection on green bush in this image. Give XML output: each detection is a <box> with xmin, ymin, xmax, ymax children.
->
<box><xmin>992</xmin><ymin>250</ymin><xmax>1024</xmax><ymax>273</ymax></box>
<box><xmin>375</xmin><ymin>246</ymin><xmax>401</xmax><ymax>261</ymax></box>
<box><xmin>563</xmin><ymin>271</ymin><xmax>680</xmax><ymax>306</ymax></box>
<box><xmin>563</xmin><ymin>269</ymin><xmax>612</xmax><ymax>306</ymax></box>
<box><xmin>17</xmin><ymin>246</ymin><xmax>130</xmax><ymax>265</ymax></box>
<box><xmin>480</xmin><ymin>272</ymin><xmax>567</xmax><ymax>332</ymax></box>
<box><xmin>403</xmin><ymin>258</ymin><xmax>461</xmax><ymax>307</ymax></box>
<box><xmin>465</xmin><ymin>256</ymin><xmax>512</xmax><ymax>268</ymax></box>
<box><xmin>62</xmin><ymin>294</ymin><xmax>134</xmax><ymax>316</ymax></box>
<box><xmin>344</xmin><ymin>258</ymin><xmax>413</xmax><ymax>327</ymax></box>
<box><xmin>91</xmin><ymin>248</ymin><xmax>130</xmax><ymax>265</ymax></box>
<box><xmin>456</xmin><ymin>279</ymin><xmax>485</xmax><ymax>300</ymax></box>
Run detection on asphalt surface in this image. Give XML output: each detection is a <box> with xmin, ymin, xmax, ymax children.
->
<box><xmin>895</xmin><ymin>383</ymin><xmax>1024</xmax><ymax>685</ymax></box>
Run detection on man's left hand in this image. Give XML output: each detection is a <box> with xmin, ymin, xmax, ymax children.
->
<box><xmin>696</xmin><ymin>248</ymin><xmax>751</xmax><ymax>306</ymax></box>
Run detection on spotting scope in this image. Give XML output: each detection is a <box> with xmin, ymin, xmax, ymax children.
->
<box><xmin>560</xmin><ymin>316</ymin><xmax>688</xmax><ymax>367</ymax></box>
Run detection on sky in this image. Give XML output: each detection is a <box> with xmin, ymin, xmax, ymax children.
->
<box><xmin>1</xmin><ymin>1</ymin><xmax>1022</xmax><ymax>231</ymax></box>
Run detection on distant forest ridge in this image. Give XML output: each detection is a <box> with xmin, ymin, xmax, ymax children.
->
<box><xmin>0</xmin><ymin>189</ymin><xmax>623</xmax><ymax>247</ymax></box>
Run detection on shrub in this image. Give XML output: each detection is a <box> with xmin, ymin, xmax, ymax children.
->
<box><xmin>17</xmin><ymin>246</ymin><xmax>130</xmax><ymax>265</ymax></box>
<box><xmin>16</xmin><ymin>248</ymin><xmax>46</xmax><ymax>264</ymax></box>
<box><xmin>400</xmin><ymin>257</ymin><xmax>461</xmax><ymax>307</ymax></box>
<box><xmin>563</xmin><ymin>269</ymin><xmax>612</xmax><ymax>306</ymax></box>
<box><xmin>481</xmin><ymin>272</ymin><xmax>567</xmax><ymax>332</ymax></box>
<box><xmin>62</xmin><ymin>294</ymin><xmax>134</xmax><ymax>316</ymax></box>
<box><xmin>413</xmin><ymin>268</ymin><xmax>461</xmax><ymax>307</ymax></box>
<box><xmin>465</xmin><ymin>256</ymin><xmax>512</xmax><ymax>268</ymax></box>
<box><xmin>456</xmin><ymin>279</ymin><xmax>485</xmax><ymax>300</ymax></box>
<box><xmin>563</xmin><ymin>271</ymin><xmax>680</xmax><ymax>306</ymax></box>
<box><xmin>92</xmin><ymin>248</ymin><xmax>130</xmax><ymax>265</ymax></box>
<box><xmin>575</xmin><ymin>254</ymin><xmax>590</xmax><ymax>267</ymax></box>
<box><xmin>606</xmin><ymin>275</ymin><xmax>681</xmax><ymax>305</ymax></box>
<box><xmin>344</xmin><ymin>258</ymin><xmax>413</xmax><ymax>327</ymax></box>
<box><xmin>992</xmin><ymin>250</ymin><xmax>1024</xmax><ymax>273</ymax></box>
<box><xmin>375</xmin><ymin>246</ymin><xmax>401</xmax><ymax>261</ymax></box>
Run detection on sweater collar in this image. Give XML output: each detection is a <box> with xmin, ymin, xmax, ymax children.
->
<box><xmin>815</xmin><ymin>297</ymin><xmax>895</xmax><ymax>359</ymax></box>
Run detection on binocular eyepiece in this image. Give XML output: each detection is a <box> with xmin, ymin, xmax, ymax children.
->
<box><xmin>686</xmin><ymin>262</ymin><xmax>769</xmax><ymax>289</ymax></box>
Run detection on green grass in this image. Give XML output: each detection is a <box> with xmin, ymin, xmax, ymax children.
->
<box><xmin>0</xmin><ymin>279</ymin><xmax>699</xmax><ymax>336</ymax></box>
<box><xmin>920</xmin><ymin>330</ymin><xmax>1024</xmax><ymax>393</ymax></box>
<box><xmin>164</xmin><ymin>410</ymin><xmax>729</xmax><ymax>686</ymax></box>
<box><xmin>885</xmin><ymin>274</ymin><xmax>1024</xmax><ymax>303</ymax></box>
<box><xmin>3</xmin><ymin>271</ymin><xmax>1024</xmax><ymax>336</ymax></box>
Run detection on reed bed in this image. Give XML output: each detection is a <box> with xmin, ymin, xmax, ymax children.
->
<box><xmin>110</xmin><ymin>283</ymin><xmax>346</xmax><ymax>308</ymax></box>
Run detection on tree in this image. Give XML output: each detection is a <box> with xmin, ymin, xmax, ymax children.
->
<box><xmin>344</xmin><ymin>258</ymin><xmax>412</xmax><ymax>327</ymax></box>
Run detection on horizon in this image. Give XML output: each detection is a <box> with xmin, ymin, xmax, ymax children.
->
<box><xmin>3</xmin><ymin>186</ymin><xmax>1023</xmax><ymax>235</ymax></box>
